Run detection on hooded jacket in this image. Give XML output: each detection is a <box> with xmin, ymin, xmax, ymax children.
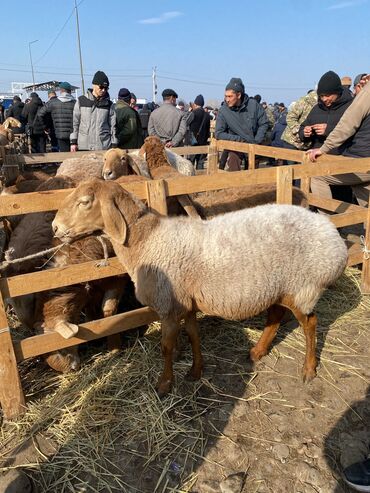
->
<box><xmin>215</xmin><ymin>95</ymin><xmax>269</xmax><ymax>144</ymax></box>
<box><xmin>21</xmin><ymin>95</ymin><xmax>45</xmax><ymax>135</ymax></box>
<box><xmin>70</xmin><ymin>89</ymin><xmax>117</xmax><ymax>150</ymax></box>
<box><xmin>38</xmin><ymin>92</ymin><xmax>76</xmax><ymax>140</ymax></box>
<box><xmin>299</xmin><ymin>90</ymin><xmax>353</xmax><ymax>152</ymax></box>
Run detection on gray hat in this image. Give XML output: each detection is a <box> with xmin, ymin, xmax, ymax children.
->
<box><xmin>353</xmin><ymin>73</ymin><xmax>367</xmax><ymax>87</ymax></box>
<box><xmin>225</xmin><ymin>77</ymin><xmax>245</xmax><ymax>94</ymax></box>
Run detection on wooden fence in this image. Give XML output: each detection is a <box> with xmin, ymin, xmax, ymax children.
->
<box><xmin>0</xmin><ymin>139</ymin><xmax>369</xmax><ymax>420</ymax></box>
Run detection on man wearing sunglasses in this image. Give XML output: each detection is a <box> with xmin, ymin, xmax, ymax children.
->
<box><xmin>70</xmin><ymin>70</ymin><xmax>117</xmax><ymax>151</ymax></box>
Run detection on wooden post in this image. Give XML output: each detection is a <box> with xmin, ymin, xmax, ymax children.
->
<box><xmin>276</xmin><ymin>166</ymin><xmax>293</xmax><ymax>204</ymax></box>
<box><xmin>207</xmin><ymin>139</ymin><xmax>219</xmax><ymax>175</ymax></box>
<box><xmin>300</xmin><ymin>153</ymin><xmax>311</xmax><ymax>197</ymax></box>
<box><xmin>248</xmin><ymin>144</ymin><xmax>256</xmax><ymax>170</ymax></box>
<box><xmin>146</xmin><ymin>179</ymin><xmax>168</xmax><ymax>215</ymax></box>
<box><xmin>361</xmin><ymin>194</ymin><xmax>370</xmax><ymax>293</ymax></box>
<box><xmin>0</xmin><ymin>291</ymin><xmax>25</xmax><ymax>419</ymax></box>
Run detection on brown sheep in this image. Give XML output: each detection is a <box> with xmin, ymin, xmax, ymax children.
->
<box><xmin>102</xmin><ymin>148</ymin><xmax>150</xmax><ymax>180</ymax></box>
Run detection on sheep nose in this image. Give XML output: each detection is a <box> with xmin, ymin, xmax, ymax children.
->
<box><xmin>103</xmin><ymin>170</ymin><xmax>114</xmax><ymax>180</ymax></box>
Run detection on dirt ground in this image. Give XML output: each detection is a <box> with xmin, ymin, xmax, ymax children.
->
<box><xmin>0</xmin><ymin>268</ymin><xmax>369</xmax><ymax>493</ymax></box>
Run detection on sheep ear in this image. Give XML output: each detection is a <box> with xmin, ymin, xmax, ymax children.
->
<box><xmin>101</xmin><ymin>196</ymin><xmax>127</xmax><ymax>244</ymax></box>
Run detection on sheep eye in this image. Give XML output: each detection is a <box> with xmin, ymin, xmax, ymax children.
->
<box><xmin>78</xmin><ymin>199</ymin><xmax>91</xmax><ymax>207</ymax></box>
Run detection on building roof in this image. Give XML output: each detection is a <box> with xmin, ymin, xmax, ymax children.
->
<box><xmin>23</xmin><ymin>80</ymin><xmax>79</xmax><ymax>92</ymax></box>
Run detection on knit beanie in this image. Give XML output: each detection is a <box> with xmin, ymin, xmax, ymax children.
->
<box><xmin>317</xmin><ymin>71</ymin><xmax>342</xmax><ymax>95</ymax></box>
<box><xmin>194</xmin><ymin>94</ymin><xmax>204</xmax><ymax>107</ymax></box>
<box><xmin>225</xmin><ymin>77</ymin><xmax>245</xmax><ymax>94</ymax></box>
<box><xmin>92</xmin><ymin>71</ymin><xmax>109</xmax><ymax>87</ymax></box>
<box><xmin>118</xmin><ymin>88</ymin><xmax>131</xmax><ymax>102</ymax></box>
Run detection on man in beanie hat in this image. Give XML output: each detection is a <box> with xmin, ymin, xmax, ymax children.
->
<box><xmin>148</xmin><ymin>88</ymin><xmax>187</xmax><ymax>147</ymax></box>
<box><xmin>115</xmin><ymin>88</ymin><xmax>143</xmax><ymax>149</ymax></box>
<box><xmin>70</xmin><ymin>70</ymin><xmax>117</xmax><ymax>151</ymax></box>
<box><xmin>306</xmin><ymin>75</ymin><xmax>370</xmax><ymax>207</ymax></box>
<box><xmin>215</xmin><ymin>77</ymin><xmax>269</xmax><ymax>171</ymax></box>
<box><xmin>299</xmin><ymin>70</ymin><xmax>352</xmax><ymax>151</ymax></box>
<box><xmin>6</xmin><ymin>96</ymin><xmax>25</xmax><ymax>133</ymax></box>
<box><xmin>187</xmin><ymin>94</ymin><xmax>210</xmax><ymax>169</ymax></box>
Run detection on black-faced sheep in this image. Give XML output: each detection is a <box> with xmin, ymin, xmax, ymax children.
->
<box><xmin>53</xmin><ymin>179</ymin><xmax>348</xmax><ymax>395</ymax></box>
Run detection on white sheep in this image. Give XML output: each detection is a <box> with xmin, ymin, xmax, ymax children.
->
<box><xmin>56</xmin><ymin>152</ymin><xmax>104</xmax><ymax>182</ymax></box>
<box><xmin>53</xmin><ymin>180</ymin><xmax>348</xmax><ymax>395</ymax></box>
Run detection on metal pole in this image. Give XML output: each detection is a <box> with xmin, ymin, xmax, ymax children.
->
<box><xmin>28</xmin><ymin>40</ymin><xmax>38</xmax><ymax>90</ymax></box>
<box><xmin>75</xmin><ymin>0</ymin><xmax>85</xmax><ymax>94</ymax></box>
<box><xmin>152</xmin><ymin>66</ymin><xmax>157</xmax><ymax>104</ymax></box>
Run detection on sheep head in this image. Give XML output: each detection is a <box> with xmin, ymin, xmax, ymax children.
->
<box><xmin>139</xmin><ymin>136</ymin><xmax>171</xmax><ymax>173</ymax></box>
<box><xmin>102</xmin><ymin>148</ymin><xmax>130</xmax><ymax>180</ymax></box>
<box><xmin>53</xmin><ymin>179</ymin><xmax>146</xmax><ymax>244</ymax></box>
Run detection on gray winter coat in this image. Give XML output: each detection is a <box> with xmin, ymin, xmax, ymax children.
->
<box><xmin>70</xmin><ymin>89</ymin><xmax>117</xmax><ymax>150</ymax></box>
<box><xmin>148</xmin><ymin>102</ymin><xmax>187</xmax><ymax>146</ymax></box>
<box><xmin>215</xmin><ymin>96</ymin><xmax>269</xmax><ymax>144</ymax></box>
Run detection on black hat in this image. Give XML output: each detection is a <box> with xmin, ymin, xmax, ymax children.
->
<box><xmin>130</xmin><ymin>92</ymin><xmax>137</xmax><ymax>101</ymax></box>
<box><xmin>225</xmin><ymin>77</ymin><xmax>245</xmax><ymax>94</ymax></box>
<box><xmin>118</xmin><ymin>88</ymin><xmax>131</xmax><ymax>102</ymax></box>
<box><xmin>317</xmin><ymin>71</ymin><xmax>342</xmax><ymax>95</ymax></box>
<box><xmin>30</xmin><ymin>92</ymin><xmax>38</xmax><ymax>98</ymax></box>
<box><xmin>92</xmin><ymin>71</ymin><xmax>109</xmax><ymax>87</ymax></box>
<box><xmin>194</xmin><ymin>94</ymin><xmax>204</xmax><ymax>107</ymax></box>
<box><xmin>162</xmin><ymin>88</ymin><xmax>178</xmax><ymax>99</ymax></box>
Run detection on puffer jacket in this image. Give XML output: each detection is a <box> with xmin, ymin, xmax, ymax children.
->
<box><xmin>215</xmin><ymin>96</ymin><xmax>269</xmax><ymax>144</ymax></box>
<box><xmin>70</xmin><ymin>89</ymin><xmax>117</xmax><ymax>150</ymax></box>
<box><xmin>38</xmin><ymin>93</ymin><xmax>76</xmax><ymax>140</ymax></box>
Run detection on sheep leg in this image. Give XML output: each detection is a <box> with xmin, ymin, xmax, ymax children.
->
<box><xmin>290</xmin><ymin>309</ymin><xmax>318</xmax><ymax>382</ymax></box>
<box><xmin>184</xmin><ymin>312</ymin><xmax>203</xmax><ymax>381</ymax></box>
<box><xmin>250</xmin><ymin>305</ymin><xmax>286</xmax><ymax>361</ymax></box>
<box><xmin>156</xmin><ymin>317</ymin><xmax>181</xmax><ymax>397</ymax></box>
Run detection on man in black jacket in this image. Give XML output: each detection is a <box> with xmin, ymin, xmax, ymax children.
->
<box><xmin>215</xmin><ymin>77</ymin><xmax>269</xmax><ymax>171</ymax></box>
<box><xmin>21</xmin><ymin>92</ymin><xmax>46</xmax><ymax>153</ymax></box>
<box><xmin>299</xmin><ymin>71</ymin><xmax>353</xmax><ymax>153</ymax></box>
<box><xmin>38</xmin><ymin>82</ymin><xmax>76</xmax><ymax>151</ymax></box>
<box><xmin>188</xmin><ymin>94</ymin><xmax>210</xmax><ymax>169</ymax></box>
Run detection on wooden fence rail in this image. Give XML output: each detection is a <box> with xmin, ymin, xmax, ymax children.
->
<box><xmin>0</xmin><ymin>139</ymin><xmax>369</xmax><ymax>419</ymax></box>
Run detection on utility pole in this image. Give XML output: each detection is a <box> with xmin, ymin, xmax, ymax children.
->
<box><xmin>75</xmin><ymin>0</ymin><xmax>85</xmax><ymax>94</ymax></box>
<box><xmin>152</xmin><ymin>66</ymin><xmax>157</xmax><ymax>104</ymax></box>
<box><xmin>28</xmin><ymin>40</ymin><xmax>38</xmax><ymax>90</ymax></box>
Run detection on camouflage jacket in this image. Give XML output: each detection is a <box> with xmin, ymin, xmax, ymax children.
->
<box><xmin>281</xmin><ymin>91</ymin><xmax>318</xmax><ymax>150</ymax></box>
<box><xmin>264</xmin><ymin>106</ymin><xmax>275</xmax><ymax>130</ymax></box>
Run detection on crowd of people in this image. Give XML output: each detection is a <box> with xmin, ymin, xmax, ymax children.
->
<box><xmin>3</xmin><ymin>68</ymin><xmax>370</xmax><ymax>209</ymax></box>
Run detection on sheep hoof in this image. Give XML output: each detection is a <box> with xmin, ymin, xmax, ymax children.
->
<box><xmin>156</xmin><ymin>379</ymin><xmax>172</xmax><ymax>397</ymax></box>
<box><xmin>185</xmin><ymin>367</ymin><xmax>202</xmax><ymax>382</ymax></box>
<box><xmin>302</xmin><ymin>367</ymin><xmax>317</xmax><ymax>383</ymax></box>
<box><xmin>55</xmin><ymin>321</ymin><xmax>79</xmax><ymax>339</ymax></box>
<box><xmin>249</xmin><ymin>346</ymin><xmax>267</xmax><ymax>362</ymax></box>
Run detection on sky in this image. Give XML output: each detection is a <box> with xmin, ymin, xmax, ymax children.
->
<box><xmin>1</xmin><ymin>0</ymin><xmax>369</xmax><ymax>106</ymax></box>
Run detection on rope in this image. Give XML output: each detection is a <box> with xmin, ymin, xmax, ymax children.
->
<box><xmin>360</xmin><ymin>235</ymin><xmax>370</xmax><ymax>260</ymax></box>
<box><xmin>0</xmin><ymin>234</ymin><xmax>110</xmax><ymax>271</ymax></box>
<box><xmin>95</xmin><ymin>235</ymin><xmax>110</xmax><ymax>267</ymax></box>
<box><xmin>0</xmin><ymin>245</ymin><xmax>62</xmax><ymax>271</ymax></box>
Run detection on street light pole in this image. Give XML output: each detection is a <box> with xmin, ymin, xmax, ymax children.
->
<box><xmin>74</xmin><ymin>0</ymin><xmax>85</xmax><ymax>94</ymax></box>
<box><xmin>28</xmin><ymin>40</ymin><xmax>38</xmax><ymax>90</ymax></box>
